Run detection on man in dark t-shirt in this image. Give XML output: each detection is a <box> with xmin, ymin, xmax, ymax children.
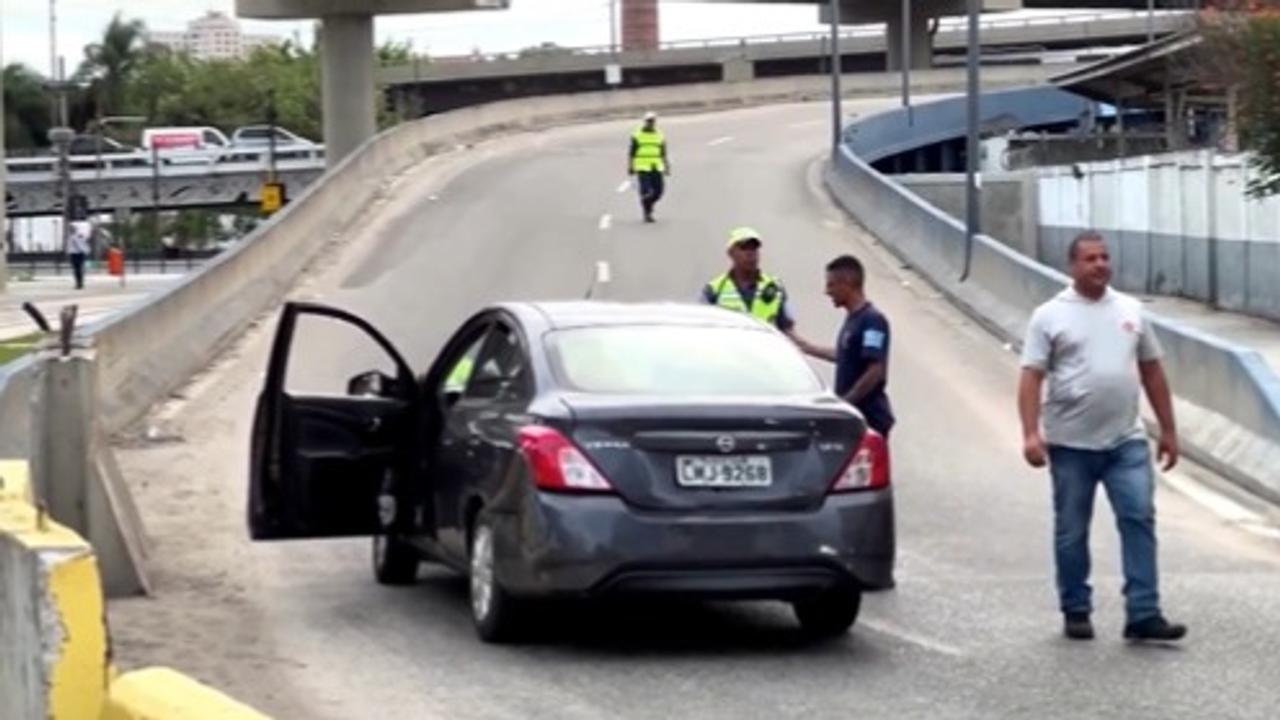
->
<box><xmin>795</xmin><ymin>254</ymin><xmax>895</xmax><ymax>437</ymax></box>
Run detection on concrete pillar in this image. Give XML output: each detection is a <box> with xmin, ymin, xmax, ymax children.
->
<box><xmin>886</xmin><ymin>7</ymin><xmax>933</xmax><ymax>71</ymax></box>
<box><xmin>721</xmin><ymin>55</ymin><xmax>754</xmax><ymax>83</ymax></box>
<box><xmin>32</xmin><ymin>348</ymin><xmax>149</xmax><ymax>597</ymax></box>
<box><xmin>622</xmin><ymin>0</ymin><xmax>659</xmax><ymax>52</ymax></box>
<box><xmin>320</xmin><ymin>13</ymin><xmax>376</xmax><ymax>167</ymax></box>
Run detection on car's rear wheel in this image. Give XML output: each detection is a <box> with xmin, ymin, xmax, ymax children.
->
<box><xmin>792</xmin><ymin>587</ymin><xmax>862</xmax><ymax>638</ymax></box>
<box><xmin>469</xmin><ymin>513</ymin><xmax>525</xmax><ymax>643</ymax></box>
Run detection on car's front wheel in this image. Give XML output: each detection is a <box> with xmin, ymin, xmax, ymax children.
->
<box><xmin>469</xmin><ymin>513</ymin><xmax>525</xmax><ymax>643</ymax></box>
<box><xmin>792</xmin><ymin>587</ymin><xmax>862</xmax><ymax>638</ymax></box>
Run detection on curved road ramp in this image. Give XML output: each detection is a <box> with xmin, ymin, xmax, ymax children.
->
<box><xmin>825</xmin><ymin>87</ymin><xmax>1280</xmax><ymax>502</ymax></box>
<box><xmin>0</xmin><ymin>66</ymin><xmax>1070</xmax><ymax>716</ymax></box>
<box><xmin>0</xmin><ymin>460</ymin><xmax>268</xmax><ymax>719</ymax></box>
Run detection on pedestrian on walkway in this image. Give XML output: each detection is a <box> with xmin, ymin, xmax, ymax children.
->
<box><xmin>1018</xmin><ymin>230</ymin><xmax>1186</xmax><ymax>643</ymax></box>
<box><xmin>67</xmin><ymin>218</ymin><xmax>93</xmax><ymax>290</ymax></box>
<box><xmin>627</xmin><ymin>111</ymin><xmax>670</xmax><ymax>223</ymax></box>
<box><xmin>796</xmin><ymin>254</ymin><xmax>895</xmax><ymax>438</ymax></box>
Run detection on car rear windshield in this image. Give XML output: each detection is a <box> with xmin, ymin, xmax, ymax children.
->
<box><xmin>546</xmin><ymin>324</ymin><xmax>823</xmax><ymax>396</ymax></box>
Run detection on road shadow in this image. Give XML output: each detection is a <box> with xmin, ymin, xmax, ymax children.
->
<box><xmin>409</xmin><ymin>568</ymin><xmax>881</xmax><ymax>660</ymax></box>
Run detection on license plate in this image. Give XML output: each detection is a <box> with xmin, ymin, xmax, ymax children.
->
<box><xmin>675</xmin><ymin>455</ymin><xmax>772</xmax><ymax>488</ymax></box>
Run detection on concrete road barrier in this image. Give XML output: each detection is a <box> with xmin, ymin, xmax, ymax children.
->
<box><xmin>825</xmin><ymin>100</ymin><xmax>1280</xmax><ymax>503</ymax></box>
<box><xmin>0</xmin><ymin>459</ymin><xmax>268</xmax><ymax>719</ymax></box>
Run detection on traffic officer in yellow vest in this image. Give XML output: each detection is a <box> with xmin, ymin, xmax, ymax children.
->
<box><xmin>701</xmin><ymin>227</ymin><xmax>799</xmax><ymax>337</ymax></box>
<box><xmin>628</xmin><ymin>111</ymin><xmax>670</xmax><ymax>223</ymax></box>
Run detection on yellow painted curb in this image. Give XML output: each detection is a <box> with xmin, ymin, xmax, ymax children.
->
<box><xmin>49</xmin><ymin>550</ymin><xmax>109</xmax><ymax>719</ymax></box>
<box><xmin>103</xmin><ymin>667</ymin><xmax>274</xmax><ymax>720</ymax></box>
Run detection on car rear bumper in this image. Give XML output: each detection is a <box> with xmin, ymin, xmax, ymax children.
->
<box><xmin>493</xmin><ymin>489</ymin><xmax>895</xmax><ymax>599</ymax></box>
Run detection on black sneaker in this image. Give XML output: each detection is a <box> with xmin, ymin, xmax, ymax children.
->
<box><xmin>1063</xmin><ymin>612</ymin><xmax>1094</xmax><ymax>640</ymax></box>
<box><xmin>1124</xmin><ymin>615</ymin><xmax>1187</xmax><ymax>642</ymax></box>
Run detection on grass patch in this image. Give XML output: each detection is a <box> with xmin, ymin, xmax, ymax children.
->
<box><xmin>0</xmin><ymin>333</ymin><xmax>42</xmax><ymax>365</ymax></box>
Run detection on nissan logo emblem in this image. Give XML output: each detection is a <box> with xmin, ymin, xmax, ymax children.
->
<box><xmin>715</xmin><ymin>435</ymin><xmax>736</xmax><ymax>454</ymax></box>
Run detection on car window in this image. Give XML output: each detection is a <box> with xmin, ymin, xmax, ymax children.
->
<box><xmin>464</xmin><ymin>324</ymin><xmax>528</xmax><ymax>402</ymax></box>
<box><xmin>547</xmin><ymin>324</ymin><xmax>823</xmax><ymax>396</ymax></box>
<box><xmin>441</xmin><ymin>331</ymin><xmax>490</xmax><ymax>396</ymax></box>
<box><xmin>203</xmin><ymin>130</ymin><xmax>224</xmax><ymax>146</ymax></box>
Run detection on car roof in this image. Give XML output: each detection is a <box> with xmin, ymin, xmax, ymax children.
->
<box><xmin>493</xmin><ymin>301</ymin><xmax>773</xmax><ymax>333</ymax></box>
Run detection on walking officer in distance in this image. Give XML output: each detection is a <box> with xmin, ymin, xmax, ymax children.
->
<box><xmin>628</xmin><ymin>111</ymin><xmax>669</xmax><ymax>223</ymax></box>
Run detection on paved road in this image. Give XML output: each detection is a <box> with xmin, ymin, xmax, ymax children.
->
<box><xmin>108</xmin><ymin>101</ymin><xmax>1280</xmax><ymax>719</ymax></box>
<box><xmin>0</xmin><ymin>273</ymin><xmax>179</xmax><ymax>341</ymax></box>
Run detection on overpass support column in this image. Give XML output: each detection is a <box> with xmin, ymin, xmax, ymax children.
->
<box><xmin>320</xmin><ymin>13</ymin><xmax>376</xmax><ymax>168</ymax></box>
<box><xmin>886</xmin><ymin>7</ymin><xmax>933</xmax><ymax>71</ymax></box>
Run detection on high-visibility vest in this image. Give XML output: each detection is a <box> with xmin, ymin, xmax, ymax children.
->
<box><xmin>444</xmin><ymin>355</ymin><xmax>474</xmax><ymax>392</ymax></box>
<box><xmin>708</xmin><ymin>272</ymin><xmax>784</xmax><ymax>325</ymax></box>
<box><xmin>631</xmin><ymin>128</ymin><xmax>666</xmax><ymax>173</ymax></box>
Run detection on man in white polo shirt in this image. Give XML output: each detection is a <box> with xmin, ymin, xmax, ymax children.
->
<box><xmin>1017</xmin><ymin>230</ymin><xmax>1186</xmax><ymax>643</ymax></box>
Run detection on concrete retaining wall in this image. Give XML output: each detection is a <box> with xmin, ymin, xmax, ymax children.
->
<box><xmin>827</xmin><ymin>108</ymin><xmax>1280</xmax><ymax>502</ymax></box>
<box><xmin>1038</xmin><ymin>151</ymin><xmax>1280</xmax><ymax>322</ymax></box>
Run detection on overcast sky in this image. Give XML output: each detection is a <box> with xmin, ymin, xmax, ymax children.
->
<box><xmin>2</xmin><ymin>1</ymin><xmax>833</xmax><ymax>73</ymax></box>
<box><xmin>1</xmin><ymin>1</ymin><xmax>1115</xmax><ymax>74</ymax></box>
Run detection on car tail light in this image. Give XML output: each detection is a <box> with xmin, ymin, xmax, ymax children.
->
<box><xmin>829</xmin><ymin>429</ymin><xmax>891</xmax><ymax>493</ymax></box>
<box><xmin>517</xmin><ymin>426</ymin><xmax>614</xmax><ymax>493</ymax></box>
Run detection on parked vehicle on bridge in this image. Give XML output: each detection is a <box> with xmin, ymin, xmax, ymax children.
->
<box><xmin>231</xmin><ymin>125</ymin><xmax>316</xmax><ymax>148</ymax></box>
<box><xmin>248</xmin><ymin>301</ymin><xmax>895</xmax><ymax>643</ymax></box>
<box><xmin>141</xmin><ymin>126</ymin><xmax>232</xmax><ymax>165</ymax></box>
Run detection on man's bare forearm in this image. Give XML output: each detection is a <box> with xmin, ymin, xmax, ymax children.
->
<box><xmin>1140</xmin><ymin>360</ymin><xmax>1177</xmax><ymax>435</ymax></box>
<box><xmin>1018</xmin><ymin>368</ymin><xmax>1045</xmax><ymax>440</ymax></box>
<box><xmin>844</xmin><ymin>363</ymin><xmax>885</xmax><ymax>405</ymax></box>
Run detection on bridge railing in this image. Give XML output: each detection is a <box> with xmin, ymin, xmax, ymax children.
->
<box><xmin>4</xmin><ymin>146</ymin><xmax>326</xmax><ymax>181</ymax></box>
<box><xmin>431</xmin><ymin>9</ymin><xmax>1191</xmax><ymax>63</ymax></box>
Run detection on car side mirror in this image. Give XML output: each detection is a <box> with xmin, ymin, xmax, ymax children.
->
<box><xmin>443</xmin><ymin>389</ymin><xmax>463</xmax><ymax>408</ymax></box>
<box><xmin>348</xmin><ymin>370</ymin><xmax>395</xmax><ymax>397</ymax></box>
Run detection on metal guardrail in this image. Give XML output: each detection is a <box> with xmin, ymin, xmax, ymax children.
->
<box><xmin>5</xmin><ymin>251</ymin><xmax>222</xmax><ymax>277</ymax></box>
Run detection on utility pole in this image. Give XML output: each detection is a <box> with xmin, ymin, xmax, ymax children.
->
<box><xmin>829</xmin><ymin>0</ymin><xmax>842</xmax><ymax>156</ymax></box>
<box><xmin>960</xmin><ymin>0</ymin><xmax>981</xmax><ymax>282</ymax></box>
<box><xmin>901</xmin><ymin>0</ymin><xmax>913</xmax><ymax>126</ymax></box>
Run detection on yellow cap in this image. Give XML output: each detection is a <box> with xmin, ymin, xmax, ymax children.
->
<box><xmin>726</xmin><ymin>226</ymin><xmax>762</xmax><ymax>249</ymax></box>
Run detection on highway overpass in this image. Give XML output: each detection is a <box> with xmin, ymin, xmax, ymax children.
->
<box><xmin>383</xmin><ymin>10</ymin><xmax>1188</xmax><ymax>117</ymax></box>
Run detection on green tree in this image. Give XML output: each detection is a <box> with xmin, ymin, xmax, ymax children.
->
<box><xmin>3</xmin><ymin>64</ymin><xmax>52</xmax><ymax>150</ymax></box>
<box><xmin>1199</xmin><ymin>4</ymin><xmax>1280</xmax><ymax>196</ymax></box>
<box><xmin>78</xmin><ymin>13</ymin><xmax>149</xmax><ymax>118</ymax></box>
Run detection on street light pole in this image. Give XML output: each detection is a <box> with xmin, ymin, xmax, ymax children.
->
<box><xmin>901</xmin><ymin>0</ymin><xmax>913</xmax><ymax>126</ymax></box>
<box><xmin>829</xmin><ymin>0</ymin><xmax>842</xmax><ymax>156</ymax></box>
<box><xmin>960</xmin><ymin>0</ymin><xmax>981</xmax><ymax>282</ymax></box>
<box><xmin>609</xmin><ymin>0</ymin><xmax>618</xmax><ymax>55</ymax></box>
<box><xmin>48</xmin><ymin>0</ymin><xmax>58</xmax><ymax>127</ymax></box>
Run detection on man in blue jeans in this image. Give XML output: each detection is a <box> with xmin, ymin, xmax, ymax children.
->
<box><xmin>1017</xmin><ymin>231</ymin><xmax>1186</xmax><ymax>642</ymax></box>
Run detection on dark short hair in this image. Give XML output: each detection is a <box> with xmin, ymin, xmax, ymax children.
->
<box><xmin>826</xmin><ymin>254</ymin><xmax>865</xmax><ymax>286</ymax></box>
<box><xmin>1068</xmin><ymin>231</ymin><xmax>1107</xmax><ymax>262</ymax></box>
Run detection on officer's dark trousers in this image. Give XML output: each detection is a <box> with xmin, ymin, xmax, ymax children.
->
<box><xmin>637</xmin><ymin>171</ymin><xmax>665</xmax><ymax>219</ymax></box>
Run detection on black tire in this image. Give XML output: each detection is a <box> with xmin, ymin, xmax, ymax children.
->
<box><xmin>372</xmin><ymin>530</ymin><xmax>420</xmax><ymax>586</ymax></box>
<box><xmin>469</xmin><ymin>513</ymin><xmax>525</xmax><ymax>644</ymax></box>
<box><xmin>793</xmin><ymin>587</ymin><xmax>862</xmax><ymax>638</ymax></box>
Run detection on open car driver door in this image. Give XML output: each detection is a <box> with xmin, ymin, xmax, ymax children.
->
<box><xmin>249</xmin><ymin>301</ymin><xmax>418</xmax><ymax>540</ymax></box>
